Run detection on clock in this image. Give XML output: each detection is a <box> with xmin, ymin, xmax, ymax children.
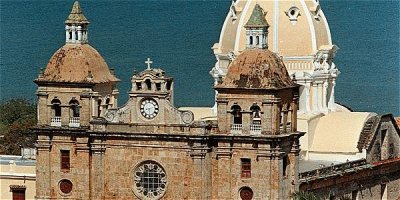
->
<box><xmin>140</xmin><ymin>99</ymin><xmax>159</xmax><ymax>119</ymax></box>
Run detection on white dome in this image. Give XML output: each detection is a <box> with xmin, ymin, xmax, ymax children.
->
<box><xmin>213</xmin><ymin>0</ymin><xmax>332</xmax><ymax>56</ymax></box>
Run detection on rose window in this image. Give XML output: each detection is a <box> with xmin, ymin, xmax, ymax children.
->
<box><xmin>133</xmin><ymin>161</ymin><xmax>167</xmax><ymax>199</ymax></box>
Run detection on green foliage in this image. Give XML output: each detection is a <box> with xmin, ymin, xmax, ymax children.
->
<box><xmin>0</xmin><ymin>99</ymin><xmax>37</xmax><ymax>155</ymax></box>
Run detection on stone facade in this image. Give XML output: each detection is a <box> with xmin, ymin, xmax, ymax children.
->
<box><xmin>33</xmin><ymin>2</ymin><xmax>304</xmax><ymax>200</ymax></box>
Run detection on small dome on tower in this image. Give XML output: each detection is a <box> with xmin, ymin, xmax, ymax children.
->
<box><xmin>36</xmin><ymin>44</ymin><xmax>119</xmax><ymax>84</ymax></box>
<box><xmin>217</xmin><ymin>49</ymin><xmax>295</xmax><ymax>89</ymax></box>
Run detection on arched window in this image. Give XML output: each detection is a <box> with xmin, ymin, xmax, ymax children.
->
<box><xmin>105</xmin><ymin>98</ymin><xmax>111</xmax><ymax>110</ymax></box>
<box><xmin>249</xmin><ymin>36</ymin><xmax>253</xmax><ymax>45</ymax></box>
<box><xmin>231</xmin><ymin>104</ymin><xmax>242</xmax><ymax>124</ymax></box>
<box><xmin>250</xmin><ymin>104</ymin><xmax>261</xmax><ymax>124</ymax></box>
<box><xmin>69</xmin><ymin>32</ymin><xmax>72</xmax><ymax>40</ymax></box>
<box><xmin>145</xmin><ymin>79</ymin><xmax>152</xmax><ymax>90</ymax></box>
<box><xmin>256</xmin><ymin>36</ymin><xmax>260</xmax><ymax>45</ymax></box>
<box><xmin>97</xmin><ymin>99</ymin><xmax>102</xmax><ymax>117</ymax></box>
<box><xmin>69</xmin><ymin>98</ymin><xmax>80</xmax><ymax>118</ymax></box>
<box><xmin>51</xmin><ymin>98</ymin><xmax>62</xmax><ymax>117</ymax></box>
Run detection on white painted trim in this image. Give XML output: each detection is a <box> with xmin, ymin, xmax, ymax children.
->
<box><xmin>234</xmin><ymin>0</ymin><xmax>251</xmax><ymax>52</ymax></box>
<box><xmin>273</xmin><ymin>0</ymin><xmax>279</xmax><ymax>52</ymax></box>
<box><xmin>300</xmin><ymin>0</ymin><xmax>317</xmax><ymax>52</ymax></box>
<box><xmin>283</xmin><ymin>56</ymin><xmax>314</xmax><ymax>60</ymax></box>
<box><xmin>319</xmin><ymin>10</ymin><xmax>333</xmax><ymax>45</ymax></box>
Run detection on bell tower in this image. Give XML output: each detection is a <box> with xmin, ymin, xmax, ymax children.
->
<box><xmin>244</xmin><ymin>4</ymin><xmax>269</xmax><ymax>49</ymax></box>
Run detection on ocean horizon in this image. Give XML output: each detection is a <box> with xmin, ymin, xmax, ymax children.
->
<box><xmin>0</xmin><ymin>0</ymin><xmax>399</xmax><ymax>116</ymax></box>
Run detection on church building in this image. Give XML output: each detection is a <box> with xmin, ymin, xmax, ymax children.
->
<box><xmin>33</xmin><ymin>1</ymin><xmax>304</xmax><ymax>199</ymax></box>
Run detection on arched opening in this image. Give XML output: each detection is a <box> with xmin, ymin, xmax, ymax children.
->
<box><xmin>69</xmin><ymin>32</ymin><xmax>72</xmax><ymax>40</ymax></box>
<box><xmin>105</xmin><ymin>98</ymin><xmax>111</xmax><ymax>110</ymax></box>
<box><xmin>51</xmin><ymin>98</ymin><xmax>62</xmax><ymax>117</ymax></box>
<box><xmin>145</xmin><ymin>79</ymin><xmax>152</xmax><ymax>90</ymax></box>
<box><xmin>256</xmin><ymin>36</ymin><xmax>260</xmax><ymax>45</ymax></box>
<box><xmin>51</xmin><ymin>98</ymin><xmax>62</xmax><ymax>127</ymax></box>
<box><xmin>250</xmin><ymin>104</ymin><xmax>261</xmax><ymax>134</ymax></box>
<box><xmin>249</xmin><ymin>36</ymin><xmax>253</xmax><ymax>45</ymax></box>
<box><xmin>166</xmin><ymin>80</ymin><xmax>172</xmax><ymax>91</ymax></box>
<box><xmin>69</xmin><ymin>98</ymin><xmax>80</xmax><ymax>127</ymax></box>
<box><xmin>231</xmin><ymin>104</ymin><xmax>242</xmax><ymax>124</ymax></box>
<box><xmin>250</xmin><ymin>104</ymin><xmax>261</xmax><ymax>123</ymax></box>
<box><xmin>69</xmin><ymin>99</ymin><xmax>80</xmax><ymax>118</ymax></box>
<box><xmin>97</xmin><ymin>99</ymin><xmax>102</xmax><ymax>117</ymax></box>
<box><xmin>239</xmin><ymin>187</ymin><xmax>253</xmax><ymax>200</ymax></box>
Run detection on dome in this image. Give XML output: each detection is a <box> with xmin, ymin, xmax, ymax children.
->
<box><xmin>37</xmin><ymin>44</ymin><xmax>119</xmax><ymax>84</ymax></box>
<box><xmin>217</xmin><ymin>49</ymin><xmax>295</xmax><ymax>89</ymax></box>
<box><xmin>214</xmin><ymin>0</ymin><xmax>332</xmax><ymax>56</ymax></box>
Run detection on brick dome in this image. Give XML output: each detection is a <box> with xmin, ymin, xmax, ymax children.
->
<box><xmin>217</xmin><ymin>49</ymin><xmax>295</xmax><ymax>90</ymax></box>
<box><xmin>37</xmin><ymin>44</ymin><xmax>119</xmax><ymax>84</ymax></box>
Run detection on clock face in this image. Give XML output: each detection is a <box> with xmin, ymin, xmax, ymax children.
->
<box><xmin>140</xmin><ymin>99</ymin><xmax>159</xmax><ymax>119</ymax></box>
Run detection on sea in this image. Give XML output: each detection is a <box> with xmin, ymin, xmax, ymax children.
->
<box><xmin>0</xmin><ymin>0</ymin><xmax>399</xmax><ymax>116</ymax></box>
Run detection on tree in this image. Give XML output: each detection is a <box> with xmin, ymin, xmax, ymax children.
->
<box><xmin>0</xmin><ymin>99</ymin><xmax>37</xmax><ymax>155</ymax></box>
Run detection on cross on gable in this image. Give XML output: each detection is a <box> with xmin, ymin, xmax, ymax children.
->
<box><xmin>145</xmin><ymin>58</ymin><xmax>153</xmax><ymax>70</ymax></box>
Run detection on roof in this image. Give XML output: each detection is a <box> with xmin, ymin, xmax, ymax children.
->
<box><xmin>310</xmin><ymin>112</ymin><xmax>374</xmax><ymax>153</ymax></box>
<box><xmin>36</xmin><ymin>44</ymin><xmax>119</xmax><ymax>84</ymax></box>
<box><xmin>216</xmin><ymin>49</ymin><xmax>295</xmax><ymax>90</ymax></box>
<box><xmin>65</xmin><ymin>1</ymin><xmax>89</xmax><ymax>24</ymax></box>
<box><xmin>244</xmin><ymin>4</ymin><xmax>269</xmax><ymax>28</ymax></box>
<box><xmin>357</xmin><ymin>114</ymin><xmax>400</xmax><ymax>151</ymax></box>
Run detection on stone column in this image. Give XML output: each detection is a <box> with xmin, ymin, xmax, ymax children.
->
<box><xmin>189</xmin><ymin>144</ymin><xmax>211</xmax><ymax>199</ymax></box>
<box><xmin>271</xmin><ymin>98</ymin><xmax>281</xmax><ymax>134</ymax></box>
<box><xmin>290</xmin><ymin>95</ymin><xmax>298</xmax><ymax>132</ymax></box>
<box><xmin>305</xmin><ymin>81</ymin><xmax>311</xmax><ymax>113</ymax></box>
<box><xmin>77</xmin><ymin>26</ymin><xmax>82</xmax><ymax>42</ymax></box>
<box><xmin>317</xmin><ymin>82</ymin><xmax>323</xmax><ymax>112</ymax></box>
<box><xmin>323</xmin><ymin>81</ymin><xmax>329</xmax><ymax>113</ymax></box>
<box><xmin>262</xmin><ymin>98</ymin><xmax>273</xmax><ymax>134</ymax></box>
<box><xmin>213</xmin><ymin>142</ymin><xmax>232</xmax><ymax>199</ymax></box>
<box><xmin>217</xmin><ymin>99</ymin><xmax>228</xmax><ymax>134</ymax></box>
<box><xmin>90</xmin><ymin>139</ymin><xmax>106</xmax><ymax>199</ymax></box>
<box><xmin>61</xmin><ymin>105</ymin><xmax>69</xmax><ymax>126</ymax></box>
<box><xmin>312</xmin><ymin>81</ymin><xmax>318</xmax><ymax>113</ymax></box>
<box><xmin>289</xmin><ymin>140</ymin><xmax>301</xmax><ymax>196</ymax></box>
<box><xmin>242</xmin><ymin>112</ymin><xmax>251</xmax><ymax>134</ymax></box>
<box><xmin>65</xmin><ymin>25</ymin><xmax>70</xmax><ymax>42</ymax></box>
<box><xmin>71</xmin><ymin>26</ymin><xmax>76</xmax><ymax>41</ymax></box>
<box><xmin>328</xmin><ymin>79</ymin><xmax>336</xmax><ymax>111</ymax></box>
<box><xmin>282</xmin><ymin>106</ymin><xmax>288</xmax><ymax>133</ymax></box>
<box><xmin>36</xmin><ymin>135</ymin><xmax>52</xmax><ymax>199</ymax></box>
<box><xmin>75</xmin><ymin>137</ymin><xmax>90</xmax><ymax>199</ymax></box>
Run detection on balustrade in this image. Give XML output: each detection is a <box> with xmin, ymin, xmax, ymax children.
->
<box><xmin>69</xmin><ymin>117</ymin><xmax>80</xmax><ymax>128</ymax></box>
<box><xmin>50</xmin><ymin>116</ymin><xmax>61</xmax><ymax>127</ymax></box>
<box><xmin>230</xmin><ymin>124</ymin><xmax>243</xmax><ymax>134</ymax></box>
<box><xmin>250</xmin><ymin>124</ymin><xmax>261</xmax><ymax>135</ymax></box>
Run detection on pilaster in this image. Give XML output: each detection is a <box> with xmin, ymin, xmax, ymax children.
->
<box><xmin>90</xmin><ymin>139</ymin><xmax>106</xmax><ymax>199</ymax></box>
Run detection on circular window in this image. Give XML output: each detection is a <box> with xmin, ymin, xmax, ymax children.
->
<box><xmin>240</xmin><ymin>187</ymin><xmax>253</xmax><ymax>200</ymax></box>
<box><xmin>133</xmin><ymin>161</ymin><xmax>167</xmax><ymax>199</ymax></box>
<box><xmin>59</xmin><ymin>179</ymin><xmax>73</xmax><ymax>194</ymax></box>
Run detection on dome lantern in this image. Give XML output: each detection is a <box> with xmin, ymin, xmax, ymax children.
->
<box><xmin>65</xmin><ymin>1</ymin><xmax>90</xmax><ymax>44</ymax></box>
<box><xmin>244</xmin><ymin>4</ymin><xmax>269</xmax><ymax>49</ymax></box>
